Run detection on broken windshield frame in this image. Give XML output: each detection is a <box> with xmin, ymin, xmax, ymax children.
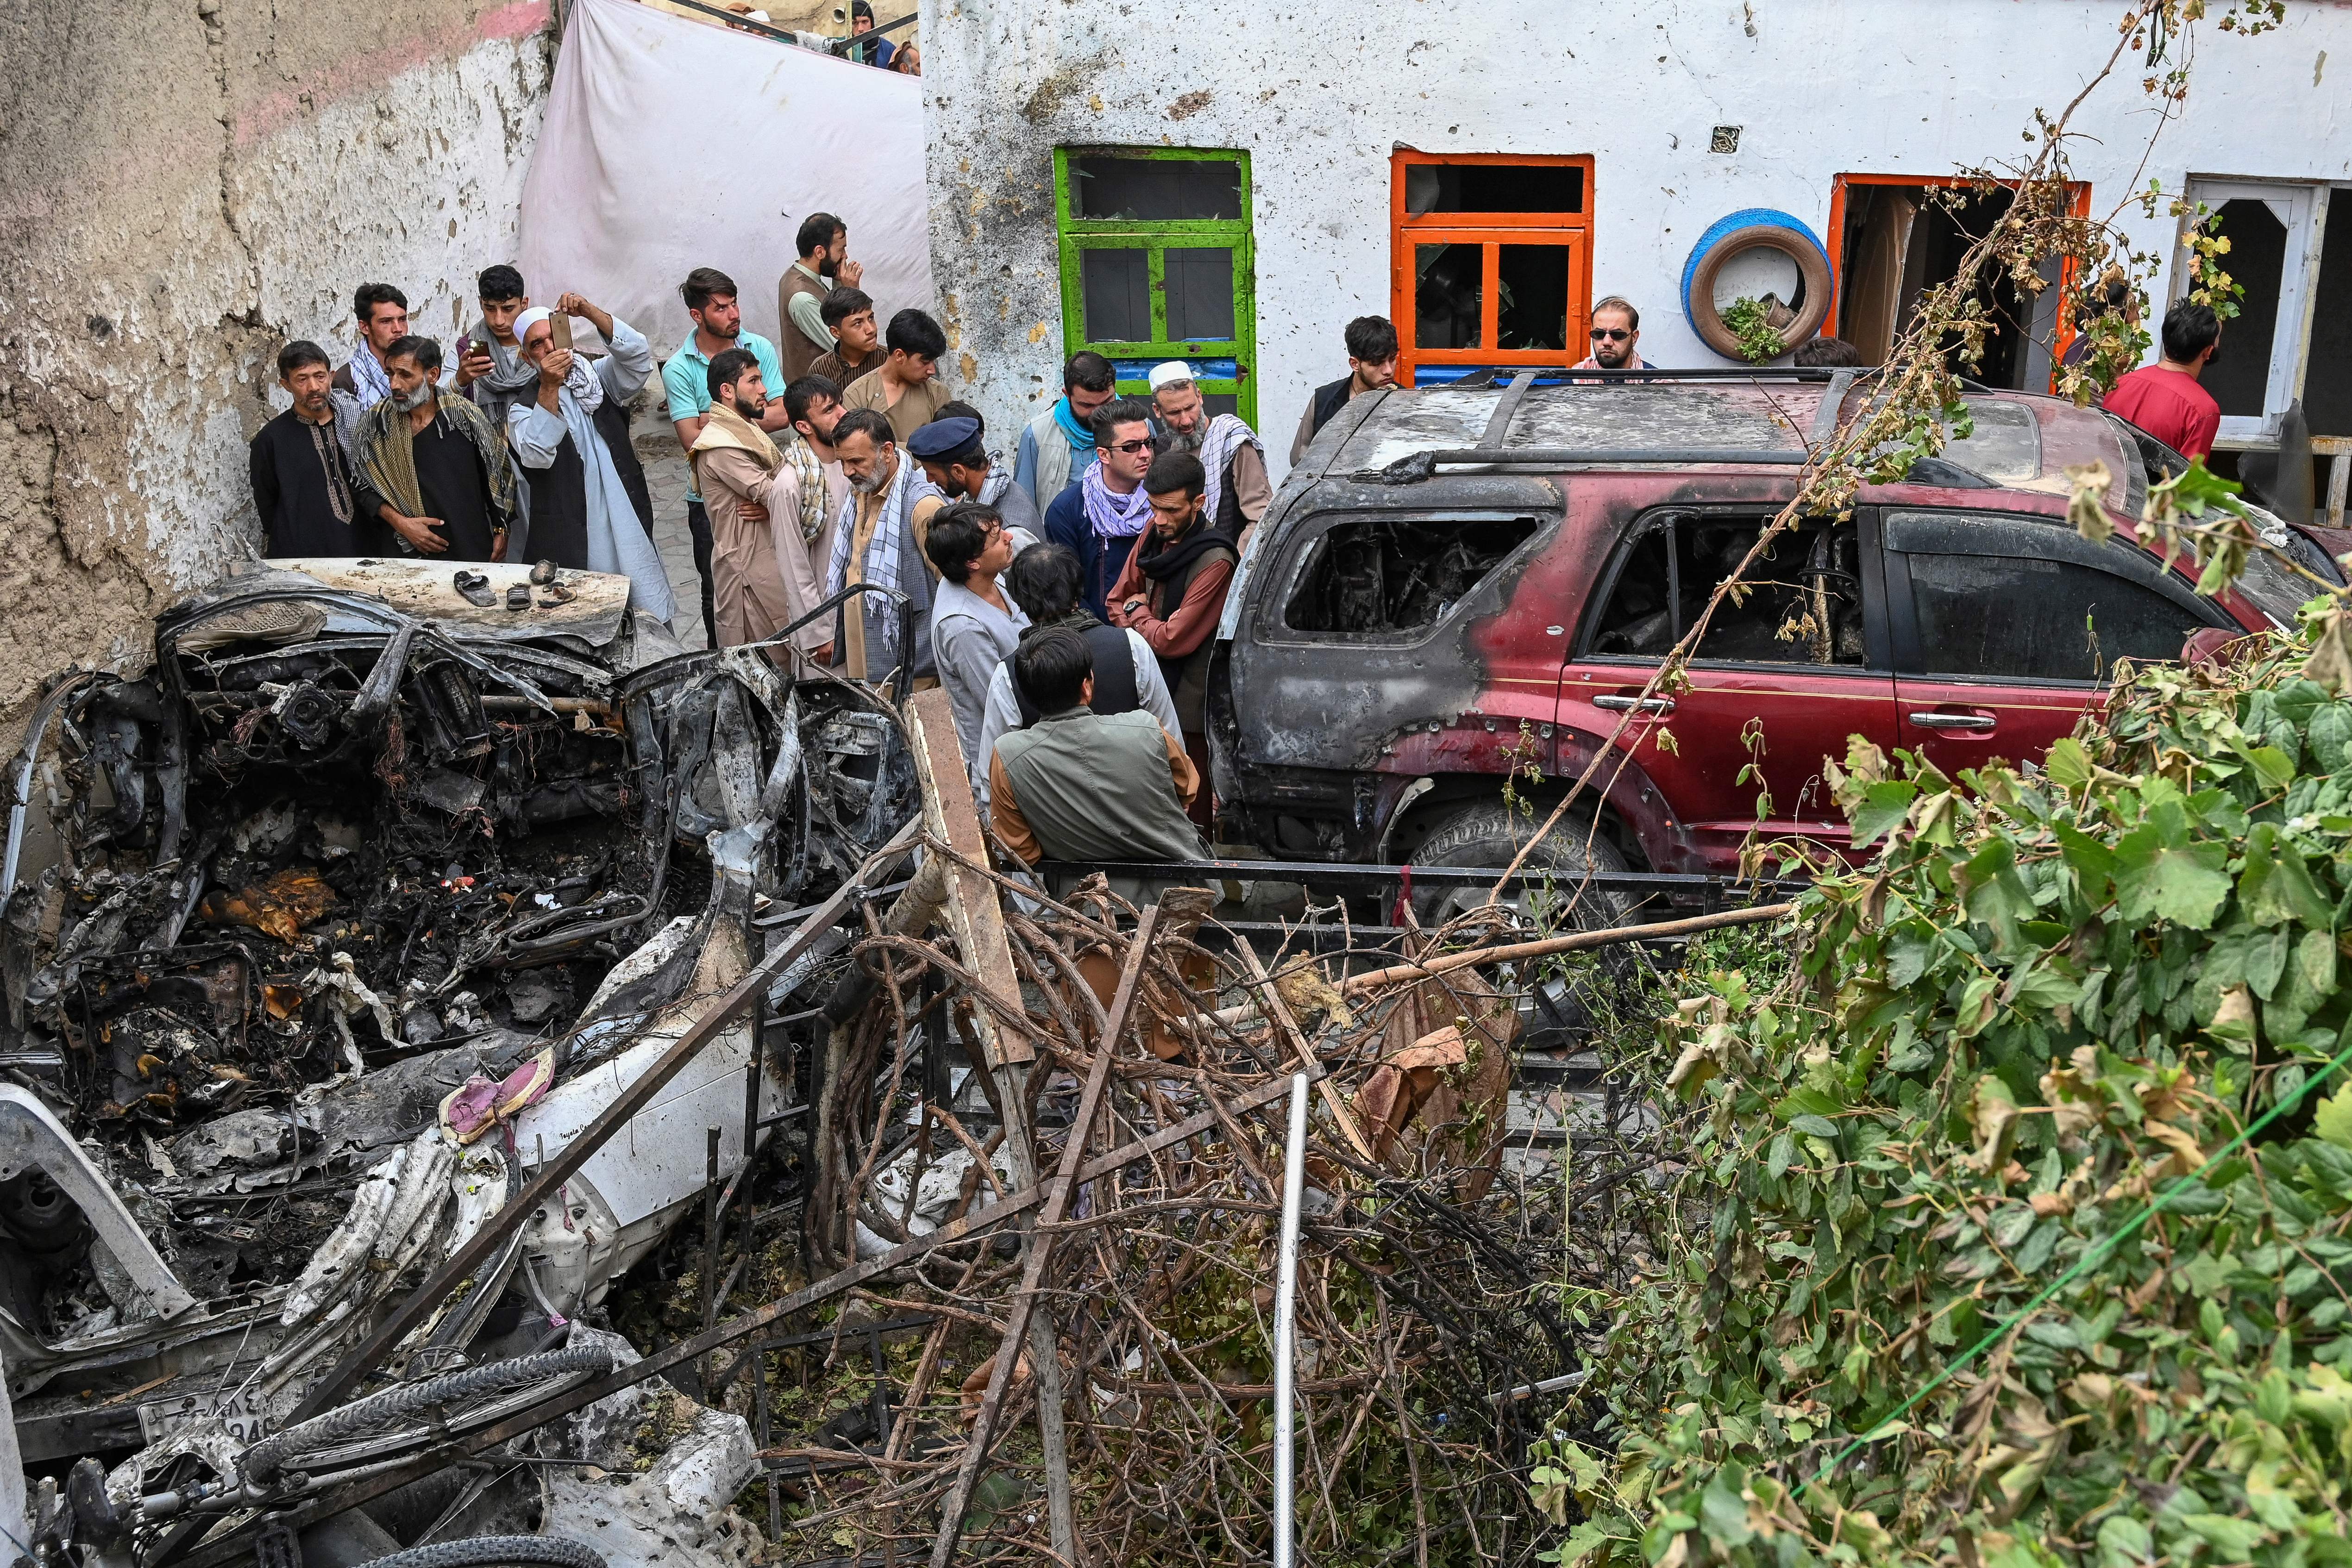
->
<box><xmin>1261</xmin><ymin>509</ymin><xmax>1553</xmax><ymax>647</ymax></box>
<box><xmin>2102</xmin><ymin>411</ymin><xmax>2325</xmax><ymax>629</ymax></box>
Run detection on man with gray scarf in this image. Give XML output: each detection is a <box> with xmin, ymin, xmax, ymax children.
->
<box><xmin>1148</xmin><ymin>361</ymin><xmax>1269</xmax><ymax>547</ymax></box>
<box><xmin>826</xmin><ymin>407</ymin><xmax>944</xmax><ymax>688</ymax></box>
<box><xmin>354</xmin><ymin>335</ymin><xmax>516</xmax><ymax>561</ymax></box>
<box><xmin>457</xmin><ymin>265</ymin><xmax>538</xmax><ymax>426</ymax></box>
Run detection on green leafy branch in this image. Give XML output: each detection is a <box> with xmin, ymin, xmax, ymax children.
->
<box><xmin>1721</xmin><ymin>297</ymin><xmax>1790</xmax><ymax>366</ymax></box>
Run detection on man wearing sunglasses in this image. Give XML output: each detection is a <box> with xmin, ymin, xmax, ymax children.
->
<box><xmin>1042</xmin><ymin>396</ymin><xmax>1159</xmax><ymax>621</ymax></box>
<box><xmin>1572</xmin><ymin>296</ymin><xmax>1650</xmax><ymax>372</ymax></box>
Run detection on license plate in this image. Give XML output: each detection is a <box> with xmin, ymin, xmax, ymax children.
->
<box><xmin>138</xmin><ymin>1384</ymin><xmax>268</xmax><ymax>1445</ymax></box>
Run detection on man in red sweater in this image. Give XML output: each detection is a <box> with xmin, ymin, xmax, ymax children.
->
<box><xmin>2104</xmin><ymin>299</ymin><xmax>2223</xmax><ymax>459</ymax></box>
<box><xmin>1107</xmin><ymin>451</ymin><xmax>1238</xmax><ymax>831</ymax></box>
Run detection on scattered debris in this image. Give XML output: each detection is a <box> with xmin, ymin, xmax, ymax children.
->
<box><xmin>0</xmin><ymin>559</ymin><xmax>917</xmax><ymax>1563</ymax></box>
<box><xmin>0</xmin><ymin>561</ymin><xmax>1784</xmax><ymax>1568</ymax></box>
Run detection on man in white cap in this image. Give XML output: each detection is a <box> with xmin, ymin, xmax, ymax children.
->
<box><xmin>507</xmin><ymin>299</ymin><xmax>678</xmax><ymax>625</ymax></box>
<box><xmin>1147</xmin><ymin>362</ymin><xmax>1271</xmax><ymax>548</ymax></box>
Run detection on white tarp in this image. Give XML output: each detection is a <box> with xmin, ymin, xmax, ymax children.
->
<box><xmin>517</xmin><ymin>0</ymin><xmax>931</xmax><ymax>365</ymax></box>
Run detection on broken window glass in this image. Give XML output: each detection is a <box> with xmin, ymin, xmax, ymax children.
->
<box><xmin>1941</xmin><ymin>398</ymin><xmax>2042</xmax><ymax>482</ymax></box>
<box><xmin>1165</xmin><ymin>247</ymin><xmax>1236</xmax><ymax>341</ymax></box>
<box><xmin>1402</xmin><ymin>162</ymin><xmax>1585</xmax><ymax>215</ymax></box>
<box><xmin>1586</xmin><ymin>514</ymin><xmax>1866</xmax><ymax>666</ymax></box>
<box><xmin>1069</xmin><ymin>156</ymin><xmax>1243</xmax><ymax>220</ymax></box>
<box><xmin>1586</xmin><ymin>526</ymin><xmax>1675</xmax><ymax>656</ymax></box>
<box><xmin>1903</xmin><ymin>552</ymin><xmax>2207</xmax><ymax>680</ymax></box>
<box><xmin>1416</xmin><ymin>243</ymin><xmax>1482</xmax><ymax>349</ymax></box>
<box><xmin>2304</xmin><ymin>201</ymin><xmax>2352</xmax><ymax>441</ymax></box>
<box><xmin>1496</xmin><ymin>244</ymin><xmax>1571</xmax><ymax>351</ymax></box>
<box><xmin>1081</xmin><ymin>247</ymin><xmax>1151</xmax><ymax>343</ymax></box>
<box><xmin>1282</xmin><ymin>515</ymin><xmax>1539</xmax><ymax>638</ymax></box>
<box><xmin>2202</xmin><ymin>197</ymin><xmax>2289</xmax><ymax>421</ymax></box>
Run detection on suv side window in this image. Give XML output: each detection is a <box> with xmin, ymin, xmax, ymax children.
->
<box><xmin>1585</xmin><ymin>512</ymin><xmax>1866</xmax><ymax>667</ymax></box>
<box><xmin>1279</xmin><ymin>513</ymin><xmax>1540</xmax><ymax>640</ymax></box>
<box><xmin>1884</xmin><ymin>511</ymin><xmax>2230</xmax><ymax>682</ymax></box>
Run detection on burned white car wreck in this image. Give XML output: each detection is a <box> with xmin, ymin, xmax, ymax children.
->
<box><xmin>0</xmin><ymin>559</ymin><xmax>916</xmax><ymax>1565</ymax></box>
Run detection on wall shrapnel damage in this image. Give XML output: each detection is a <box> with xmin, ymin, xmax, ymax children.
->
<box><xmin>0</xmin><ymin>0</ymin><xmax>554</xmax><ymax>737</ymax></box>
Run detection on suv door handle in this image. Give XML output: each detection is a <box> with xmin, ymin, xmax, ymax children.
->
<box><xmin>1909</xmin><ymin>711</ymin><xmax>1996</xmax><ymax>731</ymax></box>
<box><xmin>1594</xmin><ymin>695</ymin><xmax>1675</xmax><ymax>714</ymax></box>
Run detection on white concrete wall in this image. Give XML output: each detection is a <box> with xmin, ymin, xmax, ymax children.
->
<box><xmin>919</xmin><ymin>0</ymin><xmax>2352</xmax><ymax>481</ymax></box>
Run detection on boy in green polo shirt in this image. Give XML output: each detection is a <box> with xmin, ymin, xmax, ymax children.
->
<box><xmin>661</xmin><ymin>267</ymin><xmax>790</xmax><ymax>649</ymax></box>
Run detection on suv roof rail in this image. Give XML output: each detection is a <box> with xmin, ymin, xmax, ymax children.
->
<box><xmin>1370</xmin><ymin>364</ymin><xmax>1850</xmax><ymax>482</ymax></box>
<box><xmin>1437</xmin><ymin>365</ymin><xmax>1865</xmax><ymax>387</ymax></box>
<box><xmin>1372</xmin><ymin>445</ymin><xmax>1813</xmax><ymax>484</ymax></box>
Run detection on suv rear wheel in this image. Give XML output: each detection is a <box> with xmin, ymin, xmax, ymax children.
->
<box><xmin>1406</xmin><ymin>800</ymin><xmax>1637</xmax><ymax>1051</ymax></box>
<box><xmin>1408</xmin><ymin>800</ymin><xmax>1632</xmax><ymax>930</ymax></box>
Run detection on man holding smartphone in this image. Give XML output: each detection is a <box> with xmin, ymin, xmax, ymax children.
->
<box><xmin>508</xmin><ymin>297</ymin><xmax>677</xmax><ymax>625</ymax></box>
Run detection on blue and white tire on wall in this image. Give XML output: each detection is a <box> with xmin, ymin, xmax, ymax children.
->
<box><xmin>1681</xmin><ymin>209</ymin><xmax>1835</xmax><ymax>362</ymax></box>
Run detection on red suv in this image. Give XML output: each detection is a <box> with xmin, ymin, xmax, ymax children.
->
<box><xmin>1208</xmin><ymin>370</ymin><xmax>2330</xmax><ymax>895</ymax></box>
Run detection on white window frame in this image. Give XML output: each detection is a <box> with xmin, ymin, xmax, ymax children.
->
<box><xmin>2172</xmin><ymin>177</ymin><xmax>2330</xmax><ymax>447</ymax></box>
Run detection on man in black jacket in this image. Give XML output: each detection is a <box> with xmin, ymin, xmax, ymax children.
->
<box><xmin>1291</xmin><ymin>315</ymin><xmax>1399</xmax><ymax>463</ymax></box>
<box><xmin>250</xmin><ymin>341</ymin><xmax>384</xmax><ymax>556</ymax></box>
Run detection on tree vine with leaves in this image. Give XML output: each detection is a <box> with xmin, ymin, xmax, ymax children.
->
<box><xmin>1468</xmin><ymin>2</ymin><xmax>2352</xmax><ymax>1563</ymax></box>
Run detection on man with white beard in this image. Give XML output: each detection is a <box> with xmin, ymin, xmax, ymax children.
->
<box><xmin>1147</xmin><ymin>362</ymin><xmax>1270</xmax><ymax>548</ymax></box>
<box><xmin>353</xmin><ymin>335</ymin><xmax>518</xmax><ymax>561</ymax></box>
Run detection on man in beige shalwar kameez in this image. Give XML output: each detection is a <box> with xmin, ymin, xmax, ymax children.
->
<box><xmin>689</xmin><ymin>349</ymin><xmax>806</xmax><ymax>667</ymax></box>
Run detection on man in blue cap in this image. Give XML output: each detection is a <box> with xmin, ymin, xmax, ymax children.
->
<box><xmin>909</xmin><ymin>413</ymin><xmax>1041</xmax><ymax>553</ymax></box>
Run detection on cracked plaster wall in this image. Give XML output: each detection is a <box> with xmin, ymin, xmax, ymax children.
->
<box><xmin>922</xmin><ymin>0</ymin><xmax>2352</xmax><ymax>484</ymax></box>
<box><xmin>0</xmin><ymin>0</ymin><xmax>552</xmax><ymax>730</ymax></box>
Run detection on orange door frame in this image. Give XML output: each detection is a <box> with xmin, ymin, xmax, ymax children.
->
<box><xmin>1822</xmin><ymin>173</ymin><xmax>2094</xmax><ymax>383</ymax></box>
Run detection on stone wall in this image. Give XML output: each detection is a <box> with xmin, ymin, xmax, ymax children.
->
<box><xmin>0</xmin><ymin>0</ymin><xmax>553</xmax><ymax>730</ymax></box>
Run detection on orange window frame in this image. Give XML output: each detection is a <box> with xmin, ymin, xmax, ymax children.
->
<box><xmin>1823</xmin><ymin>173</ymin><xmax>2094</xmax><ymax>380</ymax></box>
<box><xmin>1391</xmin><ymin>151</ymin><xmax>1596</xmax><ymax>386</ymax></box>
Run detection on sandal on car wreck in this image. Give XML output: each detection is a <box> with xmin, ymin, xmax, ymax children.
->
<box><xmin>453</xmin><ymin>570</ymin><xmax>496</xmax><ymax>607</ymax></box>
<box><xmin>529</xmin><ymin>559</ymin><xmax>560</xmax><ymax>586</ymax></box>
<box><xmin>506</xmin><ymin>584</ymin><xmax>533</xmax><ymax>611</ymax></box>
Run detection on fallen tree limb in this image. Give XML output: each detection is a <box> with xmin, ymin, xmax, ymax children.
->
<box><xmin>176</xmin><ymin>1066</ymin><xmax>1321</xmax><ymax>1568</ymax></box>
<box><xmin>927</xmin><ymin>903</ymin><xmax>1160</xmax><ymax>1568</ymax></box>
<box><xmin>1337</xmin><ymin>901</ymin><xmax>1798</xmax><ymax>994</ymax></box>
<box><xmin>1234</xmin><ymin>933</ymin><xmax>1374</xmax><ymax>1161</ymax></box>
<box><xmin>1090</xmin><ymin>1372</ymin><xmax>1382</xmax><ymax>1400</ymax></box>
<box><xmin>1180</xmin><ymin>901</ymin><xmax>1799</xmax><ymax>1038</ymax></box>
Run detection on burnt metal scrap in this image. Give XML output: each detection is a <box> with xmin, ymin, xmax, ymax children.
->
<box><xmin>0</xmin><ymin>559</ymin><xmax>922</xmax><ymax>1568</ymax></box>
<box><xmin>0</xmin><ymin>561</ymin><xmax>1778</xmax><ymax>1568</ymax></box>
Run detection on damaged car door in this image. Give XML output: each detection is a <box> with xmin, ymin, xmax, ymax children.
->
<box><xmin>1565</xmin><ymin>505</ymin><xmax>1897</xmax><ymax>871</ymax></box>
<box><xmin>1880</xmin><ymin>508</ymin><xmax>2237</xmax><ymax>775</ymax></box>
<box><xmin>1219</xmin><ymin>476</ymin><xmax>1563</xmax><ymax>860</ymax></box>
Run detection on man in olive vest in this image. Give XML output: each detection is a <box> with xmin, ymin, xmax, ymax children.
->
<box><xmin>1104</xmin><ymin>451</ymin><xmax>1238</xmax><ymax>832</ymax></box>
<box><xmin>1014</xmin><ymin>352</ymin><xmax>1117</xmax><ymax>510</ymax></box>
<box><xmin>778</xmin><ymin>212</ymin><xmax>861</xmax><ymax>383</ymax></box>
<box><xmin>990</xmin><ymin>628</ymin><xmax>1210</xmax><ymax>898</ymax></box>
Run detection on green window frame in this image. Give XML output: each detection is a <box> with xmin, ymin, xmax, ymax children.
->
<box><xmin>1053</xmin><ymin>146</ymin><xmax>1258</xmax><ymax>426</ymax></box>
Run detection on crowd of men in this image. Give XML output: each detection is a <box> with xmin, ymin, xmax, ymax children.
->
<box><xmin>249</xmin><ymin>233</ymin><xmax>2215</xmax><ymax>879</ymax></box>
<box><xmin>244</xmin><ymin>210</ymin><xmax>1330</xmax><ymax>878</ymax></box>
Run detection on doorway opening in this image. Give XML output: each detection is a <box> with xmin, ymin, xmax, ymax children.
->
<box><xmin>1828</xmin><ymin>175</ymin><xmax>2090</xmax><ymax>391</ymax></box>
